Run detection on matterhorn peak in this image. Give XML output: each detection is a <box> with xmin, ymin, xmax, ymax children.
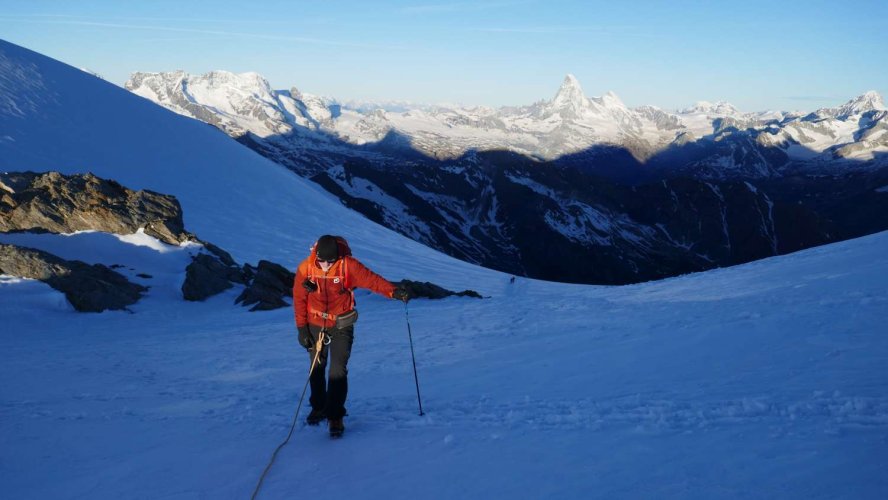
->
<box><xmin>552</xmin><ymin>73</ymin><xmax>586</xmax><ymax>106</ymax></box>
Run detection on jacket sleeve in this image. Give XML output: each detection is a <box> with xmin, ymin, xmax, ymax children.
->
<box><xmin>347</xmin><ymin>257</ymin><xmax>397</xmax><ymax>298</ymax></box>
<box><xmin>293</xmin><ymin>261</ymin><xmax>309</xmax><ymax>327</ymax></box>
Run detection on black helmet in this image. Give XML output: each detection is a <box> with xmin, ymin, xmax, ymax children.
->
<box><xmin>316</xmin><ymin>235</ymin><xmax>339</xmax><ymax>262</ymax></box>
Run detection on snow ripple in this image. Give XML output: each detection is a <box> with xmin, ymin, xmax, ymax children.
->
<box><xmin>345</xmin><ymin>394</ymin><xmax>888</xmax><ymax>434</ymax></box>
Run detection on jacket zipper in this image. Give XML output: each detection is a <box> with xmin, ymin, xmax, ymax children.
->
<box><xmin>323</xmin><ymin>265</ymin><xmax>334</xmax><ymax>330</ymax></box>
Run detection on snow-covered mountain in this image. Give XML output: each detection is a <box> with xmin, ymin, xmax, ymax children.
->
<box><xmin>1</xmin><ymin>39</ymin><xmax>886</xmax><ymax>499</ymax></box>
<box><xmin>121</xmin><ymin>68</ymin><xmax>888</xmax><ymax>284</ymax></box>
<box><xmin>126</xmin><ymin>69</ymin><xmax>888</xmax><ymax>174</ymax></box>
<box><xmin>757</xmin><ymin>91</ymin><xmax>888</xmax><ymax>165</ymax></box>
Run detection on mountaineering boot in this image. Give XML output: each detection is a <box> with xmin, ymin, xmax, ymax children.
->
<box><xmin>328</xmin><ymin>417</ymin><xmax>345</xmax><ymax>438</ymax></box>
<box><xmin>305</xmin><ymin>408</ymin><xmax>325</xmax><ymax>426</ymax></box>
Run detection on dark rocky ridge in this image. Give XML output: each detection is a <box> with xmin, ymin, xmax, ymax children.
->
<box><xmin>235</xmin><ymin>260</ymin><xmax>295</xmax><ymax>311</ymax></box>
<box><xmin>0</xmin><ymin>243</ymin><xmax>146</xmax><ymax>312</ymax></box>
<box><xmin>397</xmin><ymin>279</ymin><xmax>482</xmax><ymax>300</ymax></box>
<box><xmin>182</xmin><ymin>253</ymin><xmax>247</xmax><ymax>302</ymax></box>
<box><xmin>0</xmin><ymin>171</ymin><xmax>193</xmax><ymax>245</ymax></box>
<box><xmin>305</xmin><ymin>148</ymin><xmax>888</xmax><ymax>285</ymax></box>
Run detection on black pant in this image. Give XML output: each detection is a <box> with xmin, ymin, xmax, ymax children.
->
<box><xmin>307</xmin><ymin>324</ymin><xmax>354</xmax><ymax>419</ymax></box>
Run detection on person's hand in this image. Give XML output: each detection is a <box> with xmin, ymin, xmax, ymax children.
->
<box><xmin>392</xmin><ymin>287</ymin><xmax>411</xmax><ymax>303</ymax></box>
<box><xmin>298</xmin><ymin>326</ymin><xmax>312</xmax><ymax>351</ymax></box>
<box><xmin>302</xmin><ymin>279</ymin><xmax>317</xmax><ymax>293</ymax></box>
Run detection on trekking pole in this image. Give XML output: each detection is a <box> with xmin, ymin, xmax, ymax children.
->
<box><xmin>404</xmin><ymin>301</ymin><xmax>425</xmax><ymax>416</ymax></box>
<box><xmin>251</xmin><ymin>330</ymin><xmax>326</xmax><ymax>500</ymax></box>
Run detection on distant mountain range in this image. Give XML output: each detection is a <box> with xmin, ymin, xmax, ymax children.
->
<box><xmin>127</xmin><ymin>71</ymin><xmax>887</xmax><ymax>177</ymax></box>
<box><xmin>123</xmin><ymin>69</ymin><xmax>888</xmax><ymax>284</ymax></box>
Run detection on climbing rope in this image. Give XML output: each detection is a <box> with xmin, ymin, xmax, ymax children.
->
<box><xmin>251</xmin><ymin>330</ymin><xmax>326</xmax><ymax>500</ymax></box>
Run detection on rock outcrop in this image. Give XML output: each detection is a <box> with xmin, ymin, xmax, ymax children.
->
<box><xmin>235</xmin><ymin>260</ymin><xmax>295</xmax><ymax>311</ymax></box>
<box><xmin>0</xmin><ymin>243</ymin><xmax>146</xmax><ymax>312</ymax></box>
<box><xmin>1</xmin><ymin>171</ymin><xmax>480</xmax><ymax>310</ymax></box>
<box><xmin>1</xmin><ymin>171</ymin><xmax>247</xmax><ymax>305</ymax></box>
<box><xmin>397</xmin><ymin>279</ymin><xmax>482</xmax><ymax>300</ymax></box>
<box><xmin>182</xmin><ymin>252</ymin><xmax>246</xmax><ymax>301</ymax></box>
<box><xmin>0</xmin><ymin>171</ymin><xmax>193</xmax><ymax>245</ymax></box>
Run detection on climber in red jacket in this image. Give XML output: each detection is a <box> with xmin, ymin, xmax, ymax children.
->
<box><xmin>293</xmin><ymin>234</ymin><xmax>410</xmax><ymax>437</ymax></box>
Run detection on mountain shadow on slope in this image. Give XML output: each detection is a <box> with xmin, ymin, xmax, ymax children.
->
<box><xmin>223</xmin><ymin>118</ymin><xmax>888</xmax><ymax>285</ymax></box>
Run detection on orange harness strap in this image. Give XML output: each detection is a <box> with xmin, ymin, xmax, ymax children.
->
<box><xmin>308</xmin><ymin>307</ymin><xmax>339</xmax><ymax>321</ymax></box>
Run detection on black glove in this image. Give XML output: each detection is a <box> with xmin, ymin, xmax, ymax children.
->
<box><xmin>302</xmin><ymin>278</ymin><xmax>317</xmax><ymax>293</ymax></box>
<box><xmin>392</xmin><ymin>287</ymin><xmax>411</xmax><ymax>303</ymax></box>
<box><xmin>298</xmin><ymin>326</ymin><xmax>312</xmax><ymax>350</ymax></box>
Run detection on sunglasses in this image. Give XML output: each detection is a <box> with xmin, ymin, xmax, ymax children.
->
<box><xmin>317</xmin><ymin>258</ymin><xmax>337</xmax><ymax>264</ymax></box>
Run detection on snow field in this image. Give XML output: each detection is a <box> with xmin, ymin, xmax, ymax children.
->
<box><xmin>2</xmin><ymin>230</ymin><xmax>887</xmax><ymax>498</ymax></box>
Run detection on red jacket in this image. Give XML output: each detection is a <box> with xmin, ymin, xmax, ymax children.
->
<box><xmin>293</xmin><ymin>249</ymin><xmax>396</xmax><ymax>329</ymax></box>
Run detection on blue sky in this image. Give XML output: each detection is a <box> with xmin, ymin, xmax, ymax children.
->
<box><xmin>1</xmin><ymin>0</ymin><xmax>886</xmax><ymax>111</ymax></box>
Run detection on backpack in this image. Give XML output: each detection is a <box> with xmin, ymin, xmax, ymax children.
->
<box><xmin>332</xmin><ymin>236</ymin><xmax>352</xmax><ymax>259</ymax></box>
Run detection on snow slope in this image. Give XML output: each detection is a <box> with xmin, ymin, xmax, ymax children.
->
<box><xmin>1</xmin><ymin>40</ymin><xmax>887</xmax><ymax>499</ymax></box>
<box><xmin>2</xmin><ymin>226</ymin><xmax>887</xmax><ymax>499</ymax></box>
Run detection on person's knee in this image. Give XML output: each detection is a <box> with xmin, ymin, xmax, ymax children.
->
<box><xmin>328</xmin><ymin>363</ymin><xmax>348</xmax><ymax>380</ymax></box>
